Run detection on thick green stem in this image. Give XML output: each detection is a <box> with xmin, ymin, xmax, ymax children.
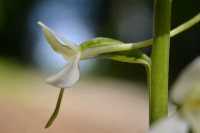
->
<box><xmin>150</xmin><ymin>0</ymin><xmax>171</xmax><ymax>124</ymax></box>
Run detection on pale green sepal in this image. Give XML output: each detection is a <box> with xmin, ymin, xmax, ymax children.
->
<box><xmin>102</xmin><ymin>50</ymin><xmax>151</xmax><ymax>66</ymax></box>
<box><xmin>80</xmin><ymin>37</ymin><xmax>122</xmax><ymax>51</ymax></box>
<box><xmin>38</xmin><ymin>21</ymin><xmax>79</xmax><ymax>59</ymax></box>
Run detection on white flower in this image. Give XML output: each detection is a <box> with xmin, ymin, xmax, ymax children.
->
<box><xmin>149</xmin><ymin>113</ymin><xmax>189</xmax><ymax>133</ymax></box>
<box><xmin>38</xmin><ymin>22</ymin><xmax>151</xmax><ymax>128</ymax></box>
<box><xmin>38</xmin><ymin>21</ymin><xmax>81</xmax><ymax>88</ymax></box>
<box><xmin>172</xmin><ymin>57</ymin><xmax>200</xmax><ymax>133</ymax></box>
<box><xmin>150</xmin><ymin>57</ymin><xmax>200</xmax><ymax>133</ymax></box>
<box><xmin>171</xmin><ymin>57</ymin><xmax>200</xmax><ymax>105</ymax></box>
<box><xmin>38</xmin><ymin>21</ymin><xmax>128</xmax><ymax>89</ymax></box>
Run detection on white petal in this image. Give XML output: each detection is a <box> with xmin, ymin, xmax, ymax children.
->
<box><xmin>171</xmin><ymin>57</ymin><xmax>200</xmax><ymax>104</ymax></box>
<box><xmin>183</xmin><ymin>109</ymin><xmax>200</xmax><ymax>133</ymax></box>
<box><xmin>38</xmin><ymin>21</ymin><xmax>78</xmax><ymax>58</ymax></box>
<box><xmin>181</xmin><ymin>86</ymin><xmax>200</xmax><ymax>133</ymax></box>
<box><xmin>46</xmin><ymin>54</ymin><xmax>80</xmax><ymax>88</ymax></box>
<box><xmin>149</xmin><ymin>114</ymin><xmax>189</xmax><ymax>133</ymax></box>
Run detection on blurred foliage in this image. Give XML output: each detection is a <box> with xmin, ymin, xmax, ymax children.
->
<box><xmin>0</xmin><ymin>0</ymin><xmax>35</xmax><ymax>62</ymax></box>
<box><xmin>0</xmin><ymin>57</ymin><xmax>38</xmax><ymax>94</ymax></box>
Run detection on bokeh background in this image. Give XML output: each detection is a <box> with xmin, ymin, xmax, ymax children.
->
<box><xmin>0</xmin><ymin>0</ymin><xmax>199</xmax><ymax>132</ymax></box>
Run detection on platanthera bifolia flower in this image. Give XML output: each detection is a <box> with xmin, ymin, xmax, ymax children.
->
<box><xmin>38</xmin><ymin>21</ymin><xmax>150</xmax><ymax>128</ymax></box>
<box><xmin>38</xmin><ymin>21</ymin><xmax>125</xmax><ymax>89</ymax></box>
<box><xmin>38</xmin><ymin>21</ymin><xmax>128</xmax><ymax>128</ymax></box>
<box><xmin>38</xmin><ymin>22</ymin><xmax>81</xmax><ymax>88</ymax></box>
<box><xmin>150</xmin><ymin>57</ymin><xmax>200</xmax><ymax>133</ymax></box>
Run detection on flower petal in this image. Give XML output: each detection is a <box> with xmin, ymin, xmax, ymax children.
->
<box><xmin>183</xmin><ymin>108</ymin><xmax>200</xmax><ymax>133</ymax></box>
<box><xmin>38</xmin><ymin>21</ymin><xmax>78</xmax><ymax>59</ymax></box>
<box><xmin>46</xmin><ymin>53</ymin><xmax>80</xmax><ymax>88</ymax></box>
<box><xmin>149</xmin><ymin>114</ymin><xmax>189</xmax><ymax>133</ymax></box>
<box><xmin>181</xmin><ymin>85</ymin><xmax>200</xmax><ymax>133</ymax></box>
<box><xmin>171</xmin><ymin>57</ymin><xmax>200</xmax><ymax>133</ymax></box>
<box><xmin>171</xmin><ymin>57</ymin><xmax>200</xmax><ymax>105</ymax></box>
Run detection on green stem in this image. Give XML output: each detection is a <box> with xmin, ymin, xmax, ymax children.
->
<box><xmin>170</xmin><ymin>13</ymin><xmax>200</xmax><ymax>37</ymax></box>
<box><xmin>145</xmin><ymin>64</ymin><xmax>151</xmax><ymax>125</ymax></box>
<box><xmin>45</xmin><ymin>88</ymin><xmax>64</xmax><ymax>128</ymax></box>
<box><xmin>150</xmin><ymin>0</ymin><xmax>171</xmax><ymax>124</ymax></box>
<box><xmin>124</xmin><ymin>13</ymin><xmax>199</xmax><ymax>49</ymax></box>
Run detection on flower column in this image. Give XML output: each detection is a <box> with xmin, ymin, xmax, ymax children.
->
<box><xmin>150</xmin><ymin>0</ymin><xmax>172</xmax><ymax>124</ymax></box>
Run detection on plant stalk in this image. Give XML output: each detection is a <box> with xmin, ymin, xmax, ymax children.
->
<box><xmin>150</xmin><ymin>0</ymin><xmax>172</xmax><ymax>124</ymax></box>
<box><xmin>45</xmin><ymin>88</ymin><xmax>64</xmax><ymax>128</ymax></box>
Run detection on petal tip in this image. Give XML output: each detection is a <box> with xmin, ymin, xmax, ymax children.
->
<box><xmin>37</xmin><ymin>21</ymin><xmax>43</xmax><ymax>26</ymax></box>
<box><xmin>37</xmin><ymin>21</ymin><xmax>48</xmax><ymax>30</ymax></box>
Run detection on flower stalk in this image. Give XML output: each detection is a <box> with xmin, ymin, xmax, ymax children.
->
<box><xmin>45</xmin><ymin>88</ymin><xmax>64</xmax><ymax>128</ymax></box>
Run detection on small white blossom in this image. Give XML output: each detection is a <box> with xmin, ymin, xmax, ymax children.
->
<box><xmin>149</xmin><ymin>114</ymin><xmax>189</xmax><ymax>133</ymax></box>
<box><xmin>38</xmin><ymin>21</ymin><xmax>150</xmax><ymax>89</ymax></box>
<box><xmin>38</xmin><ymin>22</ymin><xmax>81</xmax><ymax>88</ymax></box>
<box><xmin>38</xmin><ymin>21</ymin><xmax>130</xmax><ymax>89</ymax></box>
<box><xmin>150</xmin><ymin>57</ymin><xmax>200</xmax><ymax>133</ymax></box>
<box><xmin>171</xmin><ymin>57</ymin><xmax>200</xmax><ymax>105</ymax></box>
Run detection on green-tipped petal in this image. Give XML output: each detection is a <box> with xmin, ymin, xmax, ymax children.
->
<box><xmin>38</xmin><ymin>21</ymin><xmax>78</xmax><ymax>59</ymax></box>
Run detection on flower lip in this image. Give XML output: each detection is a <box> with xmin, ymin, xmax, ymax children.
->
<box><xmin>46</xmin><ymin>53</ymin><xmax>81</xmax><ymax>88</ymax></box>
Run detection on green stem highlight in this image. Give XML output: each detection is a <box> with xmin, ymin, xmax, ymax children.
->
<box><xmin>170</xmin><ymin>13</ymin><xmax>200</xmax><ymax>37</ymax></box>
<box><xmin>145</xmin><ymin>64</ymin><xmax>151</xmax><ymax>124</ymax></box>
<box><xmin>45</xmin><ymin>88</ymin><xmax>64</xmax><ymax>128</ymax></box>
<box><xmin>150</xmin><ymin>0</ymin><xmax>171</xmax><ymax>124</ymax></box>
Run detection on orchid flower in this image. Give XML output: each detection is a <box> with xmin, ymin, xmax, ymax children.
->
<box><xmin>38</xmin><ymin>22</ymin><xmax>81</xmax><ymax>88</ymax></box>
<box><xmin>38</xmin><ymin>21</ymin><xmax>131</xmax><ymax>89</ymax></box>
<box><xmin>150</xmin><ymin>57</ymin><xmax>200</xmax><ymax>133</ymax></box>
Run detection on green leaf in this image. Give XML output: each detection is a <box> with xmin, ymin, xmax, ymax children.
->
<box><xmin>102</xmin><ymin>50</ymin><xmax>151</xmax><ymax>66</ymax></box>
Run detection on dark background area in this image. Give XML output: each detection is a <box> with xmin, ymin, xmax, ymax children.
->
<box><xmin>0</xmin><ymin>0</ymin><xmax>199</xmax><ymax>86</ymax></box>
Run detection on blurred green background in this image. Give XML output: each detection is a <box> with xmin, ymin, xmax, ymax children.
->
<box><xmin>0</xmin><ymin>0</ymin><xmax>199</xmax><ymax>132</ymax></box>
